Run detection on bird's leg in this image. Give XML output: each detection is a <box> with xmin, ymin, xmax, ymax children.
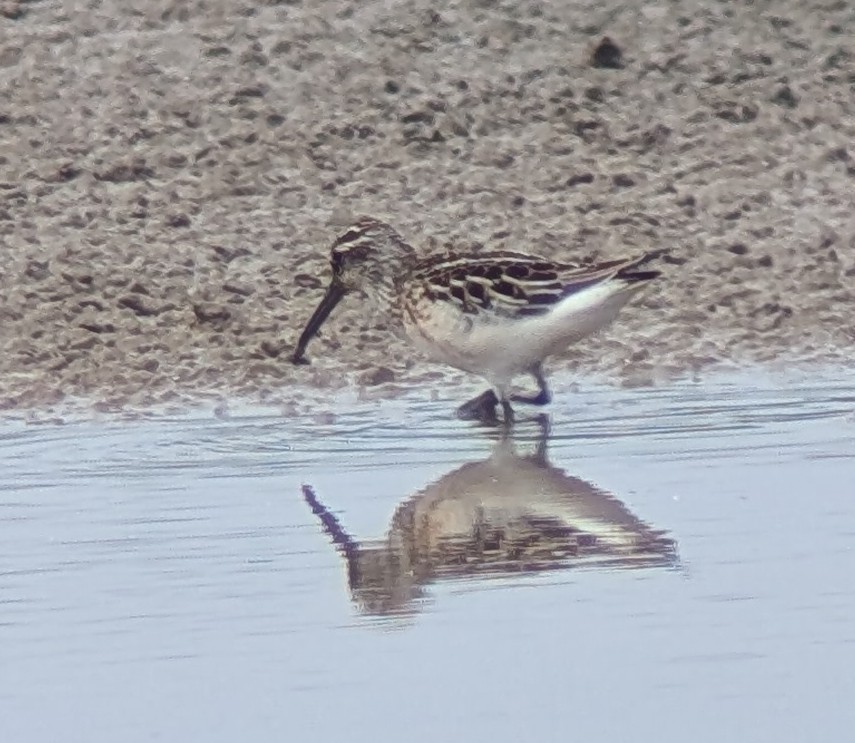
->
<box><xmin>510</xmin><ymin>365</ymin><xmax>552</xmax><ymax>407</ymax></box>
<box><xmin>500</xmin><ymin>398</ymin><xmax>515</xmax><ymax>427</ymax></box>
<box><xmin>456</xmin><ymin>389</ymin><xmax>499</xmax><ymax>423</ymax></box>
<box><xmin>533</xmin><ymin>414</ymin><xmax>551</xmax><ymax>461</ymax></box>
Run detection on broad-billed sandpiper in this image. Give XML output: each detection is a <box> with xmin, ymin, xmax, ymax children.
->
<box><xmin>302</xmin><ymin>418</ymin><xmax>676</xmax><ymax>616</ymax></box>
<box><xmin>291</xmin><ymin>217</ymin><xmax>663</xmax><ymax>423</ymax></box>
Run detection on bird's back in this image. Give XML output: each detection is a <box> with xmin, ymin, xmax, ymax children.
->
<box><xmin>397</xmin><ymin>250</ymin><xmax>661</xmax><ymax>383</ymax></box>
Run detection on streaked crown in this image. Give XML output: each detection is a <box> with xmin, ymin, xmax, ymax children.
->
<box><xmin>328</xmin><ymin>216</ymin><xmax>417</xmax><ymax>291</ymax></box>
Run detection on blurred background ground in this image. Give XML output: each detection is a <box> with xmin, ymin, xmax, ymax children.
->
<box><xmin>1</xmin><ymin>0</ymin><xmax>854</xmax><ymax>415</ymax></box>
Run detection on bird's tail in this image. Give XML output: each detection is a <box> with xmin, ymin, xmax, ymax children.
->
<box><xmin>615</xmin><ymin>249</ymin><xmax>668</xmax><ymax>284</ymax></box>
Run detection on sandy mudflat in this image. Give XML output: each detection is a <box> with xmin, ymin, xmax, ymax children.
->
<box><xmin>1</xmin><ymin>0</ymin><xmax>854</xmax><ymax>416</ymax></box>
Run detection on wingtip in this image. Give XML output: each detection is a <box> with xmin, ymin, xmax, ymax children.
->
<box><xmin>622</xmin><ymin>269</ymin><xmax>661</xmax><ymax>283</ymax></box>
<box><xmin>616</xmin><ymin>249</ymin><xmax>669</xmax><ymax>282</ymax></box>
<box><xmin>635</xmin><ymin>248</ymin><xmax>670</xmax><ymax>266</ymax></box>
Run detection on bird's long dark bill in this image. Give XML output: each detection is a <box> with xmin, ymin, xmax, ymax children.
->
<box><xmin>291</xmin><ymin>280</ymin><xmax>346</xmax><ymax>364</ymax></box>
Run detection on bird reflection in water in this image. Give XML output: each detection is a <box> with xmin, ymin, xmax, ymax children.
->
<box><xmin>302</xmin><ymin>417</ymin><xmax>677</xmax><ymax>618</ymax></box>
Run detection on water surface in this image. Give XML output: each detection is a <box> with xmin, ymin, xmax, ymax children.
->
<box><xmin>2</xmin><ymin>374</ymin><xmax>854</xmax><ymax>742</ymax></box>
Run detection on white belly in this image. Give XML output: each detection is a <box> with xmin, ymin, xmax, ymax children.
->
<box><xmin>403</xmin><ymin>281</ymin><xmax>641</xmax><ymax>388</ymax></box>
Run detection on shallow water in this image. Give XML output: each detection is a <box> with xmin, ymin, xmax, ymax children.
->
<box><xmin>2</xmin><ymin>373</ymin><xmax>855</xmax><ymax>742</ymax></box>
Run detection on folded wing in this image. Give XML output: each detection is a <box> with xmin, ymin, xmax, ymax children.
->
<box><xmin>408</xmin><ymin>251</ymin><xmax>661</xmax><ymax>320</ymax></box>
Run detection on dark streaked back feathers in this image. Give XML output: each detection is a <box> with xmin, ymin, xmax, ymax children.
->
<box><xmin>406</xmin><ymin>251</ymin><xmax>661</xmax><ymax>319</ymax></box>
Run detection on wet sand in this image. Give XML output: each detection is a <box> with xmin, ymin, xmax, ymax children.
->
<box><xmin>2</xmin><ymin>0</ymin><xmax>854</xmax><ymax>415</ymax></box>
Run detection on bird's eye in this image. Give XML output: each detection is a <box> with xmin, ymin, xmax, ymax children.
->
<box><xmin>331</xmin><ymin>249</ymin><xmax>346</xmax><ymax>275</ymax></box>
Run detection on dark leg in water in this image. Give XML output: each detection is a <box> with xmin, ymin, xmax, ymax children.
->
<box><xmin>511</xmin><ymin>364</ymin><xmax>552</xmax><ymax>407</ymax></box>
<box><xmin>456</xmin><ymin>389</ymin><xmax>499</xmax><ymax>423</ymax></box>
<box><xmin>500</xmin><ymin>398</ymin><xmax>515</xmax><ymax>426</ymax></box>
<box><xmin>533</xmin><ymin>414</ymin><xmax>551</xmax><ymax>461</ymax></box>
